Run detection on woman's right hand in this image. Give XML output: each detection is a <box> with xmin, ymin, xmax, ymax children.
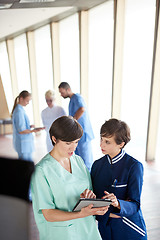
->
<box><xmin>80</xmin><ymin>204</ymin><xmax>109</xmax><ymax>218</ymax></box>
<box><xmin>80</xmin><ymin>189</ymin><xmax>96</xmax><ymax>199</ymax></box>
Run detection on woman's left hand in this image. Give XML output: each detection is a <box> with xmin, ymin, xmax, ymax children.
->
<box><xmin>102</xmin><ymin>191</ymin><xmax>120</xmax><ymax>209</ymax></box>
<box><xmin>80</xmin><ymin>189</ymin><xmax>96</xmax><ymax>199</ymax></box>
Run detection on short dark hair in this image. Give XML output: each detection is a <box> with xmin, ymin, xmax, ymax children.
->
<box><xmin>49</xmin><ymin>116</ymin><xmax>83</xmax><ymax>146</ymax></box>
<box><xmin>58</xmin><ymin>82</ymin><xmax>70</xmax><ymax>89</ymax></box>
<box><xmin>100</xmin><ymin>118</ymin><xmax>131</xmax><ymax>147</ymax></box>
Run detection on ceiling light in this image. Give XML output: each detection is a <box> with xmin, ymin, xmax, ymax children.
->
<box><xmin>20</xmin><ymin>0</ymin><xmax>56</xmax><ymax>3</ymax></box>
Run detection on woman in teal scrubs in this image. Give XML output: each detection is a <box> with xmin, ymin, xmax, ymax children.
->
<box><xmin>31</xmin><ymin>116</ymin><xmax>108</xmax><ymax>240</ymax></box>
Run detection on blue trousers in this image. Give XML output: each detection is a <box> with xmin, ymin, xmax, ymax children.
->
<box><xmin>18</xmin><ymin>152</ymin><xmax>33</xmax><ymax>162</ymax></box>
<box><xmin>75</xmin><ymin>137</ymin><xmax>93</xmax><ymax>172</ymax></box>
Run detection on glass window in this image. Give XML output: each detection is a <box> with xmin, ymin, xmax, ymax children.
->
<box><xmin>35</xmin><ymin>24</ymin><xmax>54</xmax><ymax>116</ymax></box>
<box><xmin>156</xmin><ymin>110</ymin><xmax>160</xmax><ymax>168</ymax></box>
<box><xmin>14</xmin><ymin>34</ymin><xmax>33</xmax><ymax>123</ymax></box>
<box><xmin>0</xmin><ymin>41</ymin><xmax>13</xmax><ymax>113</ymax></box>
<box><xmin>121</xmin><ymin>0</ymin><xmax>156</xmax><ymax>161</ymax></box>
<box><xmin>59</xmin><ymin>13</ymin><xmax>80</xmax><ymax>113</ymax></box>
<box><xmin>88</xmin><ymin>0</ymin><xmax>114</xmax><ymax>159</ymax></box>
<box><xmin>14</xmin><ymin>34</ymin><xmax>31</xmax><ymax>92</ymax></box>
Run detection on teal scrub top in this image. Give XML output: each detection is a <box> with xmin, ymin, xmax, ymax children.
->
<box><xmin>31</xmin><ymin>153</ymin><xmax>102</xmax><ymax>240</ymax></box>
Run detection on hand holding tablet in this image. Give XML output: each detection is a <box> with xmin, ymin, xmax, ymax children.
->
<box><xmin>73</xmin><ymin>198</ymin><xmax>112</xmax><ymax>212</ymax></box>
<box><xmin>33</xmin><ymin>127</ymin><xmax>45</xmax><ymax>131</ymax></box>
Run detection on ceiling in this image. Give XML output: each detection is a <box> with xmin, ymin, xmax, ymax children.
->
<box><xmin>0</xmin><ymin>0</ymin><xmax>107</xmax><ymax>42</ymax></box>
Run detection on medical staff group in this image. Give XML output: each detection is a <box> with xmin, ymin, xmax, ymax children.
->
<box><xmin>11</xmin><ymin>86</ymin><xmax>147</xmax><ymax>240</ymax></box>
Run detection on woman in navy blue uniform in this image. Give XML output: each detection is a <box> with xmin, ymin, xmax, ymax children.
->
<box><xmin>91</xmin><ymin>118</ymin><xmax>147</xmax><ymax>240</ymax></box>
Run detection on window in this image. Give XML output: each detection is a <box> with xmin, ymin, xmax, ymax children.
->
<box><xmin>88</xmin><ymin>0</ymin><xmax>114</xmax><ymax>159</ymax></box>
<box><xmin>0</xmin><ymin>41</ymin><xmax>13</xmax><ymax>113</ymax></box>
<box><xmin>59</xmin><ymin>14</ymin><xmax>80</xmax><ymax>113</ymax></box>
<box><xmin>35</xmin><ymin>25</ymin><xmax>54</xmax><ymax>116</ymax></box>
<box><xmin>121</xmin><ymin>0</ymin><xmax>156</xmax><ymax>161</ymax></box>
<box><xmin>14</xmin><ymin>34</ymin><xmax>33</xmax><ymax>123</ymax></box>
<box><xmin>14</xmin><ymin>34</ymin><xmax>31</xmax><ymax>92</ymax></box>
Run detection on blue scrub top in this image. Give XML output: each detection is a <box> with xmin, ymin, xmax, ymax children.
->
<box><xmin>69</xmin><ymin>94</ymin><xmax>94</xmax><ymax>142</ymax></box>
<box><xmin>12</xmin><ymin>104</ymin><xmax>34</xmax><ymax>154</ymax></box>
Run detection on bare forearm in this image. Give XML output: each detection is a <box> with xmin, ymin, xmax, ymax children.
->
<box><xmin>74</xmin><ymin>107</ymin><xmax>85</xmax><ymax>120</ymax></box>
<box><xmin>42</xmin><ymin>189</ymin><xmax>109</xmax><ymax>222</ymax></box>
<box><xmin>42</xmin><ymin>209</ymin><xmax>83</xmax><ymax>222</ymax></box>
<box><xmin>19</xmin><ymin>129</ymin><xmax>33</xmax><ymax>134</ymax></box>
<box><xmin>19</xmin><ymin>128</ymin><xmax>41</xmax><ymax>134</ymax></box>
<box><xmin>42</xmin><ymin>204</ymin><xmax>108</xmax><ymax>222</ymax></box>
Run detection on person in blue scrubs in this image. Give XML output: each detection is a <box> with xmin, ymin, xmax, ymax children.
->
<box><xmin>31</xmin><ymin>116</ymin><xmax>108</xmax><ymax>240</ymax></box>
<box><xmin>11</xmin><ymin>90</ymin><xmax>42</xmax><ymax>161</ymax></box>
<box><xmin>91</xmin><ymin>118</ymin><xmax>147</xmax><ymax>240</ymax></box>
<box><xmin>58</xmin><ymin>82</ymin><xmax>94</xmax><ymax>171</ymax></box>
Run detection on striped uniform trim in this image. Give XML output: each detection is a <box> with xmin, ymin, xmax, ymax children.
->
<box><xmin>122</xmin><ymin>217</ymin><xmax>146</xmax><ymax>237</ymax></box>
<box><xmin>107</xmin><ymin>149</ymin><xmax>125</xmax><ymax>165</ymax></box>
<box><xmin>111</xmin><ymin>184</ymin><xmax>127</xmax><ymax>188</ymax></box>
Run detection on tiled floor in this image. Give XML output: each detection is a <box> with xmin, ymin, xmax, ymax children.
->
<box><xmin>0</xmin><ymin>134</ymin><xmax>160</xmax><ymax>240</ymax></box>
<box><xmin>29</xmin><ymin>203</ymin><xmax>39</xmax><ymax>240</ymax></box>
<box><xmin>141</xmin><ymin>162</ymin><xmax>160</xmax><ymax>240</ymax></box>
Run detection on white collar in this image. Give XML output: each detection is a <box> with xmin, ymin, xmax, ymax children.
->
<box><xmin>107</xmin><ymin>149</ymin><xmax>125</xmax><ymax>165</ymax></box>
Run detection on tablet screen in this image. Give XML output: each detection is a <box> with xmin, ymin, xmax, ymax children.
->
<box><xmin>73</xmin><ymin>198</ymin><xmax>111</xmax><ymax>212</ymax></box>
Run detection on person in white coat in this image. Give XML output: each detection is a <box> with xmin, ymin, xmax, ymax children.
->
<box><xmin>41</xmin><ymin>90</ymin><xmax>66</xmax><ymax>152</ymax></box>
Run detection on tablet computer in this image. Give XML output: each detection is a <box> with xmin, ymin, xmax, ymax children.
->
<box><xmin>73</xmin><ymin>198</ymin><xmax>112</xmax><ymax>212</ymax></box>
<box><xmin>33</xmin><ymin>127</ymin><xmax>45</xmax><ymax>131</ymax></box>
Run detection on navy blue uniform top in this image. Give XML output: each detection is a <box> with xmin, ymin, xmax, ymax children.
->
<box><xmin>91</xmin><ymin>149</ymin><xmax>147</xmax><ymax>238</ymax></box>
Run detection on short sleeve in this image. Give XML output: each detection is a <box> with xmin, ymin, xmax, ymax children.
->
<box><xmin>74</xmin><ymin>95</ymin><xmax>85</xmax><ymax>108</ymax></box>
<box><xmin>15</xmin><ymin>110</ymin><xmax>27</xmax><ymax>132</ymax></box>
<box><xmin>31</xmin><ymin>166</ymin><xmax>55</xmax><ymax>212</ymax></box>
